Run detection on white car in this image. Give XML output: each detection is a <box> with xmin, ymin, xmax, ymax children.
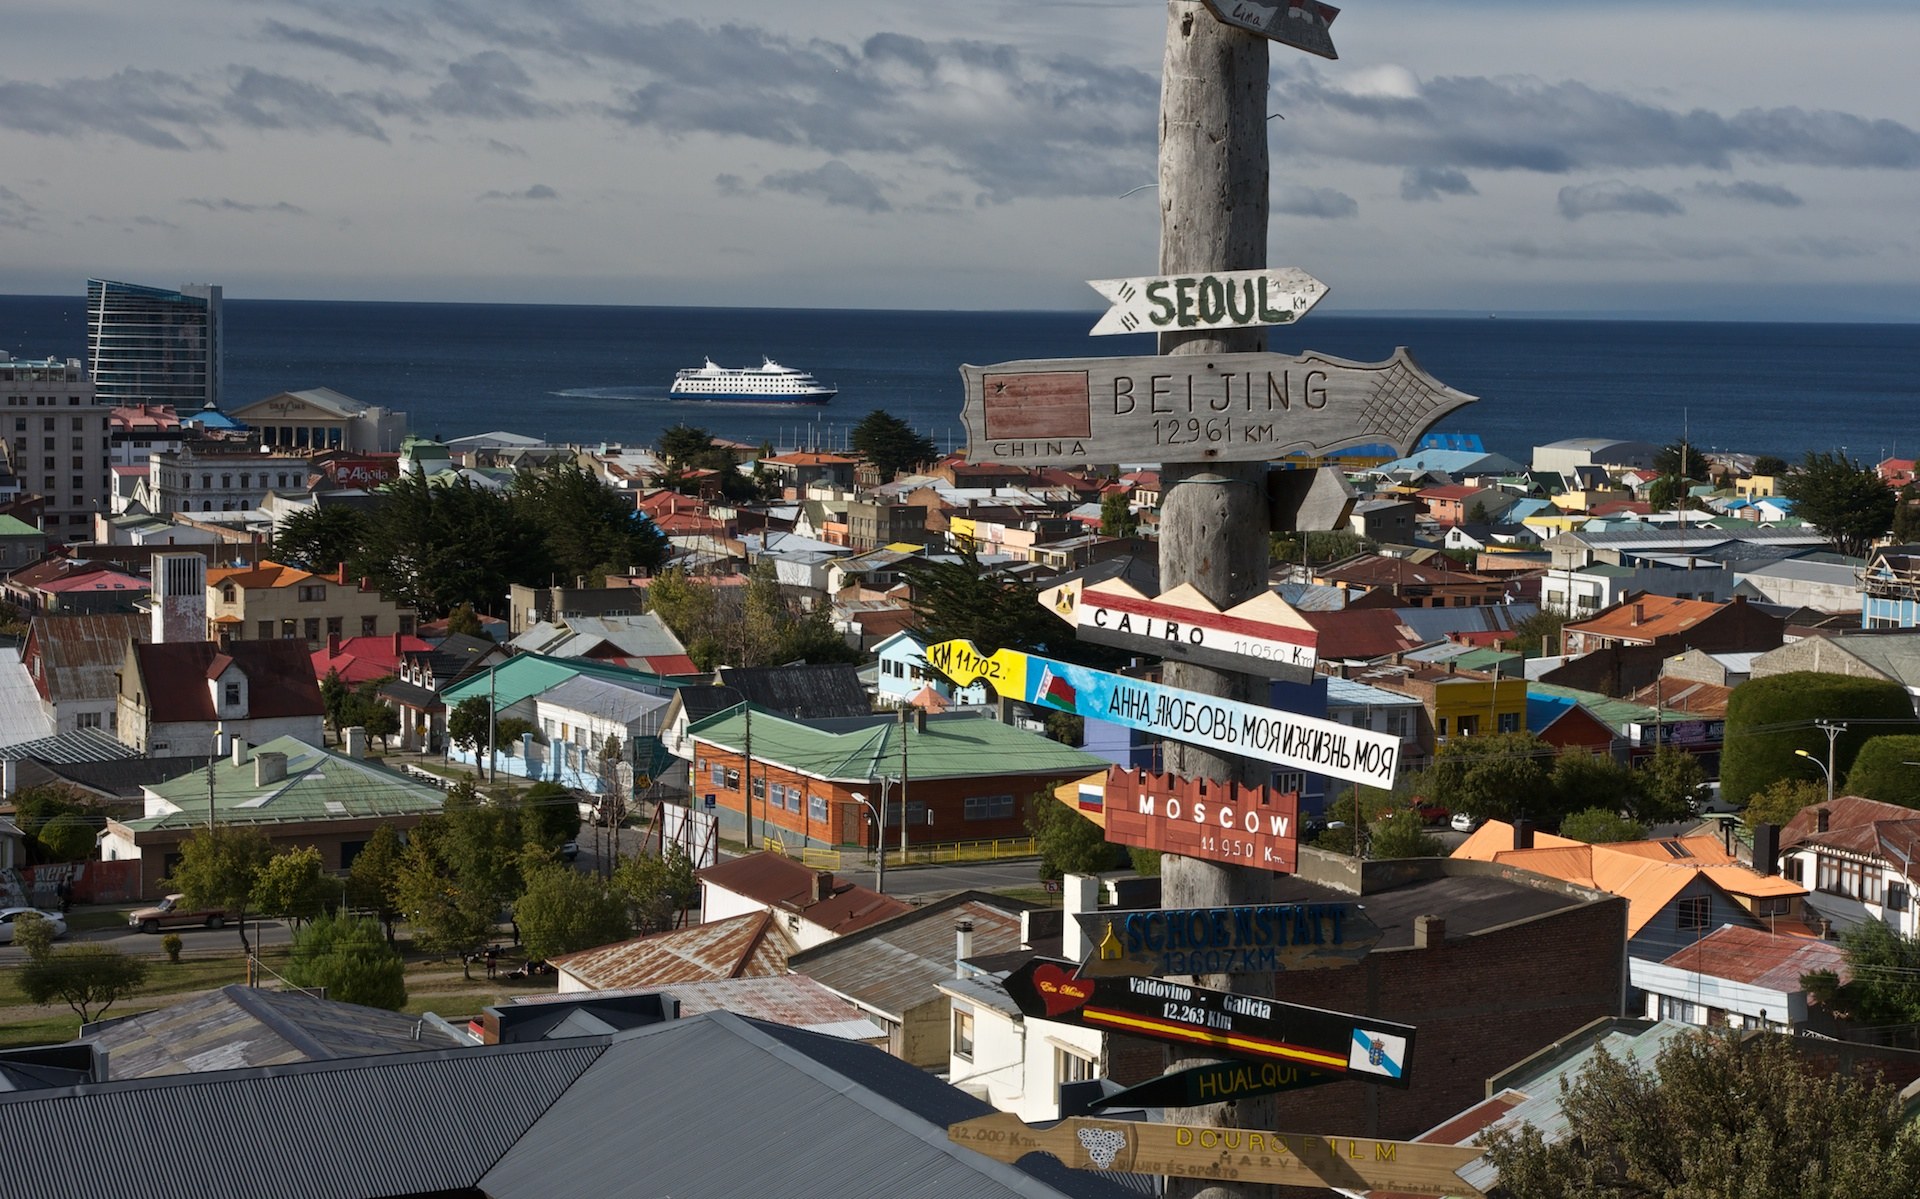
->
<box><xmin>0</xmin><ymin>907</ymin><xmax>68</xmax><ymax>944</ymax></box>
<box><xmin>1450</xmin><ymin>812</ymin><xmax>1484</xmax><ymax>833</ymax></box>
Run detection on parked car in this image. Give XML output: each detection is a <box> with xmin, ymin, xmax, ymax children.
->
<box><xmin>1411</xmin><ymin>800</ymin><xmax>1451</xmax><ymax>825</ymax></box>
<box><xmin>0</xmin><ymin>907</ymin><xmax>67</xmax><ymax>944</ymax></box>
<box><xmin>561</xmin><ymin>840</ymin><xmax>580</xmax><ymax>862</ymax></box>
<box><xmin>128</xmin><ymin>894</ymin><xmax>228</xmax><ymax>934</ymax></box>
<box><xmin>1450</xmin><ymin>812</ymin><xmax>1484</xmax><ymax>833</ymax></box>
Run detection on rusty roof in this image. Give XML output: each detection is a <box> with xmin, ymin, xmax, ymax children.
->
<box><xmin>1656</xmin><ymin>924</ymin><xmax>1850</xmax><ymax>992</ymax></box>
<box><xmin>551</xmin><ymin>910</ymin><xmax>796</xmax><ymax>990</ymax></box>
<box><xmin>206</xmin><ymin>560</ymin><xmax>316</xmax><ymax>590</ymax></box>
<box><xmin>660</xmin><ymin>975</ymin><xmax>884</xmax><ymax>1037</ymax></box>
<box><xmin>787</xmin><ymin>891</ymin><xmax>1036</xmax><ymax>1020</ymax></box>
<box><xmin>697</xmin><ymin>851</ymin><xmax>913</xmax><ymax>936</ymax></box>
<box><xmin>1780</xmin><ymin>795</ymin><xmax>1920</xmax><ymax>884</ymax></box>
<box><xmin>1564</xmin><ymin>594</ymin><xmax>1725</xmax><ymax>644</ymax></box>
<box><xmin>24</xmin><ymin>613</ymin><xmax>146</xmax><ymax>704</ymax></box>
<box><xmin>128</xmin><ymin>639</ymin><xmax>324</xmax><ymax>722</ymax></box>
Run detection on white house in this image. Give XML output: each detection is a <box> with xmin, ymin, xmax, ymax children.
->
<box><xmin>872</xmin><ymin>630</ymin><xmax>988</xmax><ymax>709</ymax></box>
<box><xmin>1779</xmin><ymin>796</ymin><xmax>1920</xmax><ymax>939</ymax></box>
<box><xmin>1629</xmin><ymin>923</ymin><xmax>1847</xmax><ymax>1032</ymax></box>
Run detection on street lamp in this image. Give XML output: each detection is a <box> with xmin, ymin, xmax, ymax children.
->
<box><xmin>847</xmin><ymin>790</ymin><xmax>884</xmax><ymax>894</ymax></box>
<box><xmin>1793</xmin><ymin>749</ymin><xmax>1834</xmax><ymax>805</ymax></box>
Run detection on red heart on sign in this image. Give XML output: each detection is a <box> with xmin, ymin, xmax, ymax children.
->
<box><xmin>1032</xmin><ymin>964</ymin><xmax>1093</xmax><ymax>1017</ymax></box>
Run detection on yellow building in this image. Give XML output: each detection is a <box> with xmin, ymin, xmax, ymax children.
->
<box><xmin>207</xmin><ymin>560</ymin><xmax>418</xmax><ymax>648</ymax></box>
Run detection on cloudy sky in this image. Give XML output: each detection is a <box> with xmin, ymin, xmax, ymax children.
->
<box><xmin>3</xmin><ymin>0</ymin><xmax>1917</xmax><ymax>317</ymax></box>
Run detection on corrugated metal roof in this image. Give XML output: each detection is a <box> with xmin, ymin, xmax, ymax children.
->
<box><xmin>26</xmin><ymin>613</ymin><xmax>146</xmax><ymax>703</ymax></box>
<box><xmin>0</xmin><ymin>648</ymin><xmax>55</xmax><ymax>745</ymax></box>
<box><xmin>689</xmin><ymin>707</ymin><xmax>1109</xmax><ymax>784</ymax></box>
<box><xmin>0</xmin><ymin>726</ymin><xmax>139</xmax><ymax>764</ymax></box>
<box><xmin>127</xmin><ymin>735</ymin><xmax>444</xmax><ymax>831</ymax></box>
<box><xmin>482</xmin><ymin>1012</ymin><xmax>1144</xmax><ymax>1199</ymax></box>
<box><xmin>551</xmin><ymin>909</ymin><xmax>796</xmax><ymax>989</ymax></box>
<box><xmin>789</xmin><ymin>892</ymin><xmax>1031</xmax><ymax>1019</ymax></box>
<box><xmin>0</xmin><ymin>1039</ymin><xmax>605</xmax><ymax>1199</ymax></box>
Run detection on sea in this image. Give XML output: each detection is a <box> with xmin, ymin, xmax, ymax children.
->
<box><xmin>3</xmin><ymin>294</ymin><xmax>1916</xmax><ymax>464</ymax></box>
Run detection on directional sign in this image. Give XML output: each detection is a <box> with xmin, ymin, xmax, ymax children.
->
<box><xmin>1087</xmin><ymin>267</ymin><xmax>1327</xmax><ymax>336</ymax></box>
<box><xmin>959</xmin><ymin>347</ymin><xmax>1475</xmax><ymax>467</ymax></box>
<box><xmin>925</xmin><ymin>640</ymin><xmax>1399</xmax><ymax>789</ymax></box>
<box><xmin>1000</xmin><ymin>957</ymin><xmax>1417</xmax><ymax>1086</ymax></box>
<box><xmin>949</xmin><ymin>1113</ymin><xmax>1485</xmax><ymax>1196</ymax></box>
<box><xmin>1073</xmin><ymin>901</ymin><xmax>1383</xmax><ymax>979</ymax></box>
<box><xmin>1088</xmin><ymin>1059</ymin><xmax>1341</xmax><ymax>1111</ymax></box>
<box><xmin>1202</xmin><ymin>1</ymin><xmax>1341</xmax><ymax>61</ymax></box>
<box><xmin>1038</xmin><ymin>578</ymin><xmax>1319</xmax><ymax>679</ymax></box>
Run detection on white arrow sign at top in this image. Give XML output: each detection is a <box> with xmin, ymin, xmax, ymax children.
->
<box><xmin>1087</xmin><ymin>267</ymin><xmax>1328</xmax><ymax>337</ymax></box>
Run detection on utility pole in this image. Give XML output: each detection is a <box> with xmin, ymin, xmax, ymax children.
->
<box><xmin>899</xmin><ymin>707</ymin><xmax>911</xmax><ymax>864</ymax></box>
<box><xmin>1156</xmin><ymin>6</ymin><xmax>1277</xmax><ymax>1193</ymax></box>
<box><xmin>742</xmin><ymin>705</ymin><xmax>755</xmax><ymax>849</ymax></box>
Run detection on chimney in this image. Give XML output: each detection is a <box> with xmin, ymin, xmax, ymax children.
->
<box><xmin>335</xmin><ymin>562</ymin><xmax>348</xmax><ymax>585</ymax></box>
<box><xmin>1632</xmin><ymin>602</ymin><xmax>1645</xmax><ymax>625</ymax></box>
<box><xmin>811</xmin><ymin>870</ymin><xmax>834</xmax><ymax>903</ymax></box>
<box><xmin>1815</xmin><ymin>806</ymin><xmax>1830</xmax><ymax>834</ymax></box>
<box><xmin>231</xmin><ymin>739</ymin><xmax>251</xmax><ymax>767</ymax></box>
<box><xmin>327</xmin><ymin>632</ymin><xmax>341</xmax><ymax>657</ymax></box>
<box><xmin>253</xmin><ymin>751</ymin><xmax>288</xmax><ymax>786</ymax></box>
<box><xmin>1062</xmin><ymin>874</ymin><xmax>1099</xmax><ymax>960</ymax></box>
<box><xmin>1752</xmin><ymin>823</ymin><xmax>1780</xmax><ymax>876</ymax></box>
<box><xmin>392</xmin><ymin>631</ymin><xmax>402</xmax><ymax>656</ymax></box>
<box><xmin>914</xmin><ymin>708</ymin><xmax>928</xmax><ymax>733</ymax></box>
<box><xmin>1</xmin><ymin>757</ymin><xmax>15</xmax><ymax>799</ymax></box>
<box><xmin>1514</xmin><ymin>818</ymin><xmax>1535</xmax><ymax>851</ymax></box>
<box><xmin>343</xmin><ymin>726</ymin><xmax>368</xmax><ymax>759</ymax></box>
<box><xmin>954</xmin><ymin>919</ymin><xmax>974</xmax><ymax>976</ymax></box>
<box><xmin>1414</xmin><ymin>915</ymin><xmax>1446</xmax><ymax>950</ymax></box>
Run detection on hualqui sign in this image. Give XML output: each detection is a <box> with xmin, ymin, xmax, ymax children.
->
<box><xmin>948</xmin><ymin>1113</ymin><xmax>1485</xmax><ymax>1197</ymax></box>
<box><xmin>1038</xmin><ymin>578</ymin><xmax>1319</xmax><ymax>679</ymax></box>
<box><xmin>1000</xmin><ymin>957</ymin><xmax>1416</xmax><ymax>1086</ymax></box>
<box><xmin>1089</xmin><ymin>1059</ymin><xmax>1340</xmax><ymax>1111</ymax></box>
<box><xmin>1096</xmin><ymin>768</ymin><xmax>1300</xmax><ymax>872</ymax></box>
<box><xmin>1201</xmin><ymin>0</ymin><xmax>1342</xmax><ymax>61</ymax></box>
<box><xmin>957</xmin><ymin>347</ymin><xmax>1473</xmax><ymax>466</ymax></box>
<box><xmin>1086</xmin><ymin>267</ymin><xmax>1327</xmax><ymax>336</ymax></box>
<box><xmin>925</xmin><ymin>639</ymin><xmax>1399</xmax><ymax>789</ymax></box>
<box><xmin>1072</xmin><ymin>899</ymin><xmax>1383</xmax><ymax>979</ymax></box>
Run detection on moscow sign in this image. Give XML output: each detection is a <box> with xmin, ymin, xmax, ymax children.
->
<box><xmin>999</xmin><ymin>957</ymin><xmax>1416</xmax><ymax>1086</ymax></box>
<box><xmin>957</xmin><ymin>347</ymin><xmax>1474</xmax><ymax>466</ymax></box>
<box><xmin>924</xmin><ymin>639</ymin><xmax>1399</xmax><ymax>789</ymax></box>
<box><xmin>1095</xmin><ymin>767</ymin><xmax>1301</xmax><ymax>873</ymax></box>
<box><xmin>1086</xmin><ymin>267</ymin><xmax>1327</xmax><ymax>336</ymax></box>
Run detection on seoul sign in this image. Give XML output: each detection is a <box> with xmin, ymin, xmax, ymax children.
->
<box><xmin>1072</xmin><ymin>899</ymin><xmax>1383</xmax><ymax>979</ymax></box>
<box><xmin>1038</xmin><ymin>577</ymin><xmax>1319</xmax><ymax>679</ymax></box>
<box><xmin>958</xmin><ymin>347</ymin><xmax>1474</xmax><ymax>466</ymax></box>
<box><xmin>999</xmin><ymin>957</ymin><xmax>1417</xmax><ymax>1086</ymax></box>
<box><xmin>1086</xmin><ymin>267</ymin><xmax>1327</xmax><ymax>336</ymax></box>
<box><xmin>925</xmin><ymin>639</ymin><xmax>1399</xmax><ymax>789</ymax></box>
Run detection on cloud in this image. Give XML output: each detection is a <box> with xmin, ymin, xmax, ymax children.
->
<box><xmin>1274</xmin><ymin>185</ymin><xmax>1358</xmax><ymax>219</ymax></box>
<box><xmin>0</xmin><ymin>69</ymin><xmax>215</xmax><ymax>150</ymax></box>
<box><xmin>222</xmin><ymin>69</ymin><xmax>389</xmax><ymax>139</ymax></box>
<box><xmin>1694</xmin><ymin>180</ymin><xmax>1803</xmax><ymax>207</ymax></box>
<box><xmin>756</xmin><ymin>161</ymin><xmax>891</xmax><ymax>213</ymax></box>
<box><xmin>258</xmin><ymin>19</ymin><xmax>409</xmax><ymax>71</ymax></box>
<box><xmin>183</xmin><ymin>197</ymin><xmax>309</xmax><ymax>215</ymax></box>
<box><xmin>1274</xmin><ymin>69</ymin><xmax>1920</xmax><ymax>175</ymax></box>
<box><xmin>604</xmin><ymin>22</ymin><xmax>1156</xmax><ymax>202</ymax></box>
<box><xmin>1557</xmin><ymin>181</ymin><xmax>1685</xmax><ymax>219</ymax></box>
<box><xmin>1401</xmin><ymin>166</ymin><xmax>1476</xmax><ymax>202</ymax></box>
<box><xmin>428</xmin><ymin>51</ymin><xmax>555</xmax><ymax>119</ymax></box>
<box><xmin>484</xmin><ymin>138</ymin><xmax>528</xmax><ymax>157</ymax></box>
<box><xmin>478</xmin><ymin>184</ymin><xmax>560</xmax><ymax>201</ymax></box>
<box><xmin>0</xmin><ymin>185</ymin><xmax>35</xmax><ymax>230</ymax></box>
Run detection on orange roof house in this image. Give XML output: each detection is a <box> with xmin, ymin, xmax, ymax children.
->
<box><xmin>1560</xmin><ymin>593</ymin><xmax>1782</xmax><ymax>657</ymax></box>
<box><xmin>1453</xmin><ymin>820</ymin><xmax>1809</xmax><ymax>955</ymax></box>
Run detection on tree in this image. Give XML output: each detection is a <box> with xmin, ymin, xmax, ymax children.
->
<box><xmin>522</xmin><ymin>781</ymin><xmax>583</xmax><ymax>851</ymax></box>
<box><xmin>516</xmin><ymin>864</ymin><xmax>632</xmax><ymax>960</ymax></box>
<box><xmin>613</xmin><ymin>845</ymin><xmax>698</xmax><ymax>935</ymax></box>
<box><xmin>1743</xmin><ymin>776</ymin><xmax>1827</xmax><ymax>829</ymax></box>
<box><xmin>347</xmin><ymin>824</ymin><xmax>407</xmax><ymax>943</ymax></box>
<box><xmin>37</xmin><ymin>811</ymin><xmax>97</xmax><ymax>862</ymax></box>
<box><xmin>1719</xmin><ymin>673</ymin><xmax>1920</xmax><ymax>804</ymax></box>
<box><xmin>1099</xmin><ymin>490</ymin><xmax>1138</xmax><ymax>538</ymax></box>
<box><xmin>251</xmin><ymin>845</ymin><xmax>330</xmax><ymax>929</ymax></box>
<box><xmin>1653</xmin><ymin>439</ymin><xmax>1712</xmax><ymax>483</ymax></box>
<box><xmin>13</xmin><ymin>911</ymin><xmax>57</xmax><ymax>960</ymax></box>
<box><xmin>1631</xmin><ymin>744</ymin><xmax>1708</xmax><ymax>824</ymax></box>
<box><xmin>1422</xmin><ymin>732</ymin><xmax>1556</xmax><ymax>825</ymax></box>
<box><xmin>903</xmin><ymin>549</ymin><xmax>1078</xmax><ymax>661</ymax></box>
<box><xmin>284</xmin><ymin>914</ymin><xmax>408</xmax><ymax>1010</ymax></box>
<box><xmin>355</xmin><ymin>693</ymin><xmax>400</xmax><ymax>750</ymax></box>
<box><xmin>510</xmin><ymin>460</ymin><xmax>667</xmax><ymax>584</ymax></box>
<box><xmin>438</xmin><ymin>778</ymin><xmax>528</xmax><ymax>920</ymax></box>
<box><xmin>1560</xmin><ymin>807</ymin><xmax>1648</xmax><ymax>843</ymax></box>
<box><xmin>357</xmin><ymin>472</ymin><xmax>543</xmax><ymax>617</ymax></box>
<box><xmin>1549</xmin><ymin>752</ymin><xmax>1636</xmax><ymax>821</ymax></box>
<box><xmin>165</xmin><ymin>825</ymin><xmax>275</xmax><ymax>953</ymax></box>
<box><xmin>1893</xmin><ymin>481</ymin><xmax>1920</xmax><ymax>544</ymax></box>
<box><xmin>1028</xmin><ymin>790</ymin><xmax>1122</xmax><ymax>880</ymax></box>
<box><xmin>849</xmin><ymin>409</ymin><xmax>936</xmax><ymax>482</ymax></box>
<box><xmin>445</xmin><ymin>602</ymin><xmax>485</xmax><ymax>638</ymax></box>
<box><xmin>1779</xmin><ymin>449</ymin><xmax>1897</xmax><ymax>557</ymax></box>
<box><xmin>1751</xmin><ymin>454</ymin><xmax>1789</xmax><ymax>477</ymax></box>
<box><xmin>1368</xmin><ymin>809</ymin><xmax>1442</xmax><ymax>859</ymax></box>
<box><xmin>1802</xmin><ymin>920</ymin><xmax>1920</xmax><ymax>1032</ymax></box>
<box><xmin>17</xmin><ymin>944</ymin><xmax>150</xmax><ymax>1024</ymax></box>
<box><xmin>447</xmin><ymin>696</ymin><xmax>493</xmax><ymax>774</ymax></box>
<box><xmin>1269</xmin><ymin>529</ymin><xmax>1373</xmax><ymax>567</ymax></box>
<box><xmin>391</xmin><ymin>832</ymin><xmax>495</xmax><ymax>976</ymax></box>
<box><xmin>1841</xmin><ymin>734</ymin><xmax>1920</xmax><ymax>808</ymax></box>
<box><xmin>319</xmin><ymin>669</ymin><xmax>352</xmax><ymax>741</ymax></box>
<box><xmin>11</xmin><ymin>783</ymin><xmax>94</xmax><ymax>863</ymax></box>
<box><xmin>1507</xmin><ymin>609</ymin><xmax>1565</xmax><ymax>655</ymax></box>
<box><xmin>1481</xmin><ymin>1028</ymin><xmax>1920</xmax><ymax>1199</ymax></box>
<box><xmin>274</xmin><ymin>504</ymin><xmax>367</xmax><ymax>575</ymax></box>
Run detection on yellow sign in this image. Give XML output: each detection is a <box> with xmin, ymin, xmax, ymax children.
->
<box><xmin>948</xmin><ymin>1113</ymin><xmax>1484</xmax><ymax>1197</ymax></box>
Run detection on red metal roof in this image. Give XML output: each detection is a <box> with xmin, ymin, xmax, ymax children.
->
<box><xmin>132</xmin><ymin>640</ymin><xmax>325</xmax><ymax>721</ymax></box>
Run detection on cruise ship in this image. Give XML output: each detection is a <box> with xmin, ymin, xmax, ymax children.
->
<box><xmin>668</xmin><ymin>358</ymin><xmax>836</xmax><ymax>405</ymax></box>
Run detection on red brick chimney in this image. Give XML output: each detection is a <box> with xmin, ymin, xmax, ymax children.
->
<box><xmin>811</xmin><ymin>871</ymin><xmax>834</xmax><ymax>903</ymax></box>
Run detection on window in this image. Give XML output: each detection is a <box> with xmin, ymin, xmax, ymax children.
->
<box><xmin>76</xmin><ymin>711</ymin><xmax>102</xmax><ymax>730</ymax></box>
<box><xmin>1498</xmin><ymin>711</ymin><xmax>1520</xmax><ymax>733</ymax></box>
<box><xmin>298</xmin><ymin>584</ymin><xmax>325</xmax><ymax>602</ymax></box>
<box><xmin>224</xmin><ymin>682</ymin><xmax>241</xmax><ymax>706</ymax></box>
<box><xmin>1269</xmin><ymin>770</ymin><xmax>1306</xmax><ymax>795</ymax></box>
<box><xmin>304</xmin><ymin>618</ymin><xmax>321</xmax><ymax>641</ymax></box>
<box><xmin>1676</xmin><ymin>895</ymin><xmax>1710</xmax><ymax>932</ymax></box>
<box><xmin>724</xmin><ymin>767</ymin><xmax>741</xmax><ymax>791</ymax></box>
<box><xmin>1436</xmin><ymin>717</ymin><xmax>1448</xmax><ymax>737</ymax></box>
<box><xmin>220</xmin><ymin>584</ymin><xmax>236</xmax><ymax>602</ymax></box>
<box><xmin>280</xmin><ymin>619</ymin><xmax>299</xmax><ymax>639</ymax></box>
<box><xmin>809</xmin><ymin>794</ymin><xmax>828</xmax><ymax>822</ymax></box>
<box><xmin>751</xmin><ymin>776</ymin><xmax>767</xmax><ymax>801</ymax></box>
<box><xmin>258</xmin><ymin>621</ymin><xmax>274</xmax><ymax>640</ymax></box>
<box><xmin>1054</xmin><ymin>1046</ymin><xmax>1097</xmax><ymax>1087</ymax></box>
<box><xmin>963</xmin><ymin>794</ymin><xmax>1015</xmax><ymax>821</ymax></box>
<box><xmin>710</xmin><ymin>764</ymin><xmax>725</xmax><ymax>789</ymax></box>
<box><xmin>399</xmin><ymin>616</ymin><xmax>415</xmax><ymax>636</ymax></box>
<box><xmin>1456</xmin><ymin>715</ymin><xmax>1480</xmax><ymax>737</ymax></box>
<box><xmin>1888</xmin><ymin>883</ymin><xmax>1911</xmax><ymax>912</ymax></box>
<box><xmin>362</xmin><ymin>616</ymin><xmax>378</xmax><ymax>636</ymax></box>
<box><xmin>1657</xmin><ymin>995</ymin><xmax>1700</xmax><ymax>1024</ymax></box>
<box><xmin>952</xmin><ymin>1009</ymin><xmax>975</xmax><ymax>1060</ymax></box>
<box><xmin>326</xmin><ymin>617</ymin><xmax>342</xmax><ymax>636</ymax></box>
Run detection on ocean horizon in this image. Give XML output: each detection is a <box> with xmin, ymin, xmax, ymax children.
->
<box><xmin>5</xmin><ymin>293</ymin><xmax>1916</xmax><ymax>464</ymax></box>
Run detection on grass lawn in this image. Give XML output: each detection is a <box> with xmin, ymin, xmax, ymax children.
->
<box><xmin>65</xmin><ymin>907</ymin><xmax>136</xmax><ymax>935</ymax></box>
<box><xmin>996</xmin><ymin>885</ymin><xmax>1062</xmax><ymax>906</ymax></box>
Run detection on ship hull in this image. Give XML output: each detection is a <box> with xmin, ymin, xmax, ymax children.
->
<box><xmin>668</xmin><ymin>389</ymin><xmax>835</xmax><ymax>406</ymax></box>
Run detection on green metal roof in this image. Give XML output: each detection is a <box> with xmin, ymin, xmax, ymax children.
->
<box><xmin>0</xmin><ymin>514</ymin><xmax>42</xmax><ymax>538</ymax></box>
<box><xmin>127</xmin><ymin>736</ymin><xmax>445</xmax><ymax>832</ymax></box>
<box><xmin>685</xmin><ymin>707</ymin><xmax>1109</xmax><ymax>784</ymax></box>
<box><xmin>1526</xmin><ymin>682</ymin><xmax>1689</xmax><ymax>730</ymax></box>
<box><xmin>441</xmin><ymin>653</ymin><xmax>683</xmax><ymax>710</ymax></box>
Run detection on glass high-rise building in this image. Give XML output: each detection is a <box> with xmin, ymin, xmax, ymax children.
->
<box><xmin>85</xmin><ymin>279</ymin><xmax>223</xmax><ymax>408</ymax></box>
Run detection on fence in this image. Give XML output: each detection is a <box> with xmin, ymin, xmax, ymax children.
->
<box><xmin>767</xmin><ymin>836</ymin><xmax>1038</xmax><ymax>871</ymax></box>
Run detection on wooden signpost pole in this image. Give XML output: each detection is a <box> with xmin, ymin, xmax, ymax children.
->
<box><xmin>1156</xmin><ymin>7</ymin><xmax>1274</xmax><ymax>1197</ymax></box>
